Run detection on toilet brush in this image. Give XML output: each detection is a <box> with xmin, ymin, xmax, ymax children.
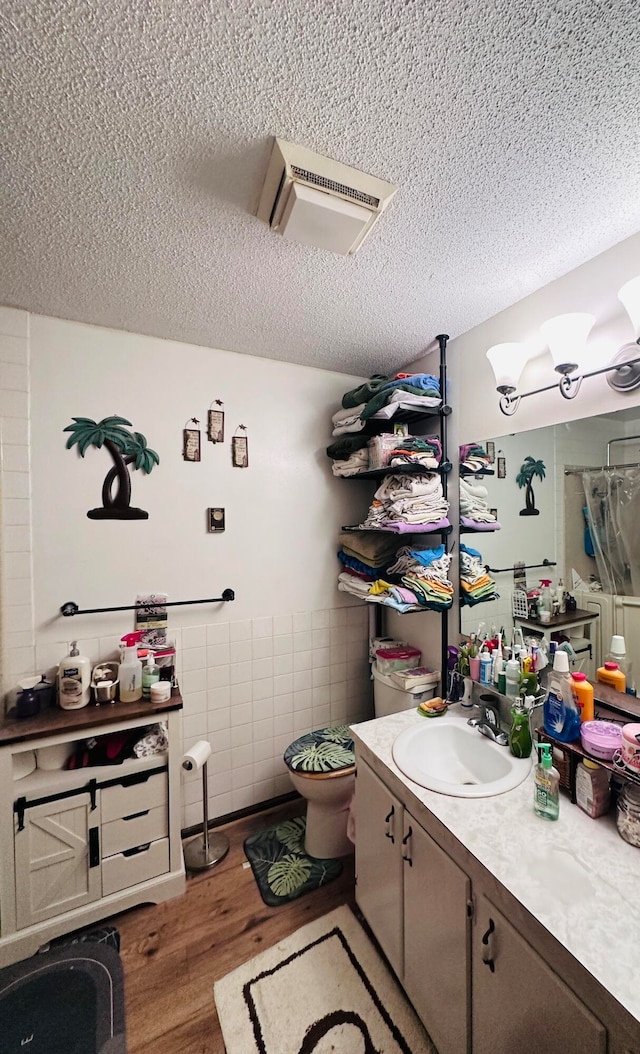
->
<box><xmin>182</xmin><ymin>741</ymin><xmax>229</xmax><ymax>872</ymax></box>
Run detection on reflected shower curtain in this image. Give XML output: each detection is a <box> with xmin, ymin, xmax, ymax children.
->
<box><xmin>582</xmin><ymin>467</ymin><xmax>640</xmax><ymax>596</ymax></box>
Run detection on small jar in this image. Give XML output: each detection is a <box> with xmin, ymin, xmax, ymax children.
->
<box><xmin>575</xmin><ymin>759</ymin><xmax>610</xmax><ymax>818</ymax></box>
<box><xmin>150</xmin><ymin>680</ymin><xmax>172</xmax><ymax>703</ymax></box>
<box><xmin>616</xmin><ymin>783</ymin><xmax>640</xmax><ymax>847</ymax></box>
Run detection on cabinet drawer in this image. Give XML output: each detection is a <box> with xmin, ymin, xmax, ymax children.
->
<box><xmin>102</xmin><ymin>837</ymin><xmax>170</xmax><ymax>896</ymax></box>
<box><xmin>102</xmin><ymin>805</ymin><xmax>168</xmax><ymax>857</ymax></box>
<box><xmin>101</xmin><ymin>771</ymin><xmax>167</xmax><ymax>822</ymax></box>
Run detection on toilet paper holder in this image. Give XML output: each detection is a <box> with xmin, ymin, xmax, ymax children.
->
<box><xmin>182</xmin><ymin>740</ymin><xmax>229</xmax><ymax>872</ymax></box>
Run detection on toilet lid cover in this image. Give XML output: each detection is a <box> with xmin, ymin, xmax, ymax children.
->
<box><xmin>284</xmin><ymin>724</ymin><xmax>355</xmax><ymax>774</ymax></box>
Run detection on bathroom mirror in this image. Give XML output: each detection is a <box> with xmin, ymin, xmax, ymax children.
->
<box><xmin>459</xmin><ymin>405</ymin><xmax>640</xmax><ymax>643</ymax></box>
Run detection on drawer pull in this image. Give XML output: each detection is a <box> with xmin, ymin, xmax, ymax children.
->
<box><xmin>481</xmin><ymin>918</ymin><xmax>495</xmax><ymax>973</ymax></box>
<box><xmin>122</xmin><ymin>810</ymin><xmax>150</xmax><ymax>822</ymax></box>
<box><xmin>123</xmin><ymin>842</ymin><xmax>151</xmax><ymax>858</ymax></box>
<box><xmin>384</xmin><ymin>806</ymin><xmax>395</xmax><ymax>843</ymax></box>
<box><xmin>89</xmin><ymin>827</ymin><xmax>100</xmax><ymax>868</ymax></box>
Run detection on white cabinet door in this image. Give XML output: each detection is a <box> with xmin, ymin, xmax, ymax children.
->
<box><xmin>354</xmin><ymin>760</ymin><xmax>404</xmax><ymax>978</ymax></box>
<box><xmin>14</xmin><ymin>795</ymin><xmax>101</xmax><ymax>928</ymax></box>
<box><xmin>473</xmin><ymin>896</ymin><xmax>606</xmax><ymax>1054</ymax></box>
<box><xmin>402</xmin><ymin>812</ymin><xmax>471</xmax><ymax>1054</ymax></box>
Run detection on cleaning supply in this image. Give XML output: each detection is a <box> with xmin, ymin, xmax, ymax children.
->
<box><xmin>607</xmin><ymin>635</ymin><xmax>635</xmax><ymax>695</ymax></box>
<box><xmin>570</xmin><ymin>671</ymin><xmax>594</xmax><ymax>722</ymax></box>
<box><xmin>142</xmin><ymin>650</ymin><xmax>160</xmax><ymax>700</ymax></box>
<box><xmin>575</xmin><ymin>759</ymin><xmax>611</xmax><ymax>818</ymax></box>
<box><xmin>505</xmin><ymin>657</ymin><xmax>520</xmax><ymax>700</ymax></box>
<box><xmin>119</xmin><ymin>638</ymin><xmax>143</xmax><ymax>702</ymax></box>
<box><xmin>538</xmin><ymin>579</ymin><xmax>553</xmax><ymax>623</ymax></box>
<box><xmin>479</xmin><ymin>649</ymin><xmax>492</xmax><ymax>686</ymax></box>
<box><xmin>508</xmin><ymin>699</ymin><xmax>532</xmax><ymax>758</ymax></box>
<box><xmin>533</xmin><ymin>742</ymin><xmax>560</xmax><ymax>820</ymax></box>
<box><xmin>57</xmin><ymin>641</ymin><xmax>91</xmax><ymax>710</ymax></box>
<box><xmin>543</xmin><ymin>650</ymin><xmax>581</xmax><ymax>743</ymax></box>
<box><xmin>596</xmin><ymin>661</ymin><xmax>626</xmax><ymax>693</ymax></box>
<box><xmin>555</xmin><ymin>579</ymin><xmax>565</xmax><ymax>614</ymax></box>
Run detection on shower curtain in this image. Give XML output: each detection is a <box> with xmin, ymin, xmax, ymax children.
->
<box><xmin>582</xmin><ymin>466</ymin><xmax>640</xmax><ymax>596</ymax></box>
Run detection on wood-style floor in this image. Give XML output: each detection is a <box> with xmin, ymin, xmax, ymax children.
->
<box><xmin>110</xmin><ymin>799</ymin><xmax>356</xmax><ymax>1053</ymax></box>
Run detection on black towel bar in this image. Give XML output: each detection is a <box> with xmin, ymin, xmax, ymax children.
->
<box><xmin>60</xmin><ymin>590</ymin><xmax>235</xmax><ymax>617</ymax></box>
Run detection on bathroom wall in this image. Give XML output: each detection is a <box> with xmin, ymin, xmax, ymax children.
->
<box><xmin>0</xmin><ymin>310</ymin><xmax>372</xmax><ymax>828</ymax></box>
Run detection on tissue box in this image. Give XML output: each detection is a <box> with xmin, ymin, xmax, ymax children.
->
<box><xmin>390</xmin><ymin>666</ymin><xmax>440</xmax><ymax>690</ymax></box>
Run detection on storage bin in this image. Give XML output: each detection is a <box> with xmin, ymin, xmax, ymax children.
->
<box><xmin>375</xmin><ymin>646</ymin><xmax>421</xmax><ymax>675</ymax></box>
<box><xmin>367</xmin><ymin>433</ymin><xmax>405</xmax><ymax>470</ymax></box>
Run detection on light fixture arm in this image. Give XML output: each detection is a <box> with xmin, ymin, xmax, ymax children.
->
<box><xmin>497</xmin><ymin>346</ymin><xmax>640</xmax><ymax>416</ymax></box>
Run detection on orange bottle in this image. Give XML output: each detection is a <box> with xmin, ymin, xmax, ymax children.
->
<box><xmin>596</xmin><ymin>661</ymin><xmax>626</xmax><ymax>693</ymax></box>
<box><xmin>570</xmin><ymin>672</ymin><xmax>595</xmax><ymax>722</ymax></box>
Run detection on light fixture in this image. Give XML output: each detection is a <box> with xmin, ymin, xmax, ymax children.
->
<box><xmin>485</xmin><ymin>343</ymin><xmax>531</xmax><ymax>395</ymax></box>
<box><xmin>488</xmin><ymin>278</ymin><xmax>640</xmax><ymax>415</ymax></box>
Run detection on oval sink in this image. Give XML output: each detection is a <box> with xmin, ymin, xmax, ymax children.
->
<box><xmin>392</xmin><ymin>715</ymin><xmax>533</xmax><ymax>798</ymax></box>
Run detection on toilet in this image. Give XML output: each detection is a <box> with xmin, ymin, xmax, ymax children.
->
<box><xmin>284</xmin><ymin>725</ymin><xmax>356</xmax><ymax>859</ymax></box>
<box><xmin>284</xmin><ymin>672</ymin><xmax>438</xmax><ymax>859</ymax></box>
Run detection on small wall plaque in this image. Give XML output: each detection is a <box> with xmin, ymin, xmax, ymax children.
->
<box><xmin>497</xmin><ymin>456</ymin><xmax>506</xmax><ymax>478</ymax></box>
<box><xmin>183</xmin><ymin>418</ymin><xmax>201</xmax><ymax>462</ymax></box>
<box><xmin>208</xmin><ymin>400</ymin><xmax>225</xmax><ymax>443</ymax></box>
<box><xmin>232</xmin><ymin>425</ymin><xmax>249</xmax><ymax>468</ymax></box>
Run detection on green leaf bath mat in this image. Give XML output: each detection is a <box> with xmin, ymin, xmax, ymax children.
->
<box><xmin>243</xmin><ymin>816</ymin><xmax>343</xmax><ymax>907</ymax></box>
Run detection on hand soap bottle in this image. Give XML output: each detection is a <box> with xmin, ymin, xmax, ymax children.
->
<box><xmin>533</xmin><ymin>742</ymin><xmax>560</xmax><ymax>820</ymax></box>
<box><xmin>142</xmin><ymin>650</ymin><xmax>160</xmax><ymax>700</ymax></box>
<box><xmin>58</xmin><ymin>641</ymin><xmax>91</xmax><ymax>709</ymax></box>
<box><xmin>509</xmin><ymin>698</ymin><xmax>532</xmax><ymax>758</ymax></box>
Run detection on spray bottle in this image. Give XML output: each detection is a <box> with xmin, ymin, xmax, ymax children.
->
<box><xmin>119</xmin><ymin>632</ymin><xmax>143</xmax><ymax>703</ymax></box>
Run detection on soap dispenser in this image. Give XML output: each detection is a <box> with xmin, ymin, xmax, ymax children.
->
<box><xmin>58</xmin><ymin>641</ymin><xmax>91</xmax><ymax>710</ymax></box>
<box><xmin>533</xmin><ymin>742</ymin><xmax>560</xmax><ymax>820</ymax></box>
<box><xmin>509</xmin><ymin>698</ymin><xmax>532</xmax><ymax>758</ymax></box>
<box><xmin>142</xmin><ymin>650</ymin><xmax>160</xmax><ymax>700</ymax></box>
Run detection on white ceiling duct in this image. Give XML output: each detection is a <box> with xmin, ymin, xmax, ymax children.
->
<box><xmin>256</xmin><ymin>138</ymin><xmax>398</xmax><ymax>256</ymax></box>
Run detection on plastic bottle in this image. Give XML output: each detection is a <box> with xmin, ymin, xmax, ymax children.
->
<box><xmin>533</xmin><ymin>742</ymin><xmax>560</xmax><ymax>820</ymax></box>
<box><xmin>596</xmin><ymin>661</ymin><xmax>626</xmax><ymax>693</ymax></box>
<box><xmin>505</xmin><ymin>657</ymin><xmax>521</xmax><ymax>699</ymax></box>
<box><xmin>575</xmin><ymin>759</ymin><xmax>611</xmax><ymax>818</ymax></box>
<box><xmin>479</xmin><ymin>649</ymin><xmax>492</xmax><ymax>686</ymax></box>
<box><xmin>119</xmin><ymin>641</ymin><xmax>143</xmax><ymax>702</ymax></box>
<box><xmin>543</xmin><ymin>650</ymin><xmax>581</xmax><ymax>742</ymax></box>
<box><xmin>607</xmin><ymin>635</ymin><xmax>635</xmax><ymax>696</ymax></box>
<box><xmin>538</xmin><ymin>579</ymin><xmax>553</xmax><ymax>624</ymax></box>
<box><xmin>570</xmin><ymin>671</ymin><xmax>594</xmax><ymax>723</ymax></box>
<box><xmin>555</xmin><ymin>579</ymin><xmax>565</xmax><ymax>615</ymax></box>
<box><xmin>509</xmin><ymin>699</ymin><xmax>532</xmax><ymax>758</ymax></box>
<box><xmin>57</xmin><ymin>641</ymin><xmax>91</xmax><ymax>710</ymax></box>
<box><xmin>142</xmin><ymin>650</ymin><xmax>160</xmax><ymax>700</ymax></box>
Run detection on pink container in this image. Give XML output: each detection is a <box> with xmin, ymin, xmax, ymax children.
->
<box><xmin>580</xmin><ymin>720</ymin><xmax>622</xmax><ymax>761</ymax></box>
<box><xmin>621</xmin><ymin>723</ymin><xmax>640</xmax><ymax>773</ymax></box>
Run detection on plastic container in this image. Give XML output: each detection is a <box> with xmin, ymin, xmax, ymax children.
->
<box><xmin>580</xmin><ymin>719</ymin><xmax>622</xmax><ymax>761</ymax></box>
<box><xmin>57</xmin><ymin>641</ymin><xmax>91</xmax><ymax>710</ymax></box>
<box><xmin>570</xmin><ymin>672</ymin><xmax>594</xmax><ymax>723</ymax></box>
<box><xmin>543</xmin><ymin>650</ymin><xmax>581</xmax><ymax>743</ymax></box>
<box><xmin>508</xmin><ymin>701</ymin><xmax>532</xmax><ymax>759</ymax></box>
<box><xmin>575</xmin><ymin>759</ymin><xmax>611</xmax><ymax>818</ymax></box>
<box><xmin>389</xmin><ymin>666</ymin><xmax>440</xmax><ymax>690</ymax></box>
<box><xmin>375</xmin><ymin>646</ymin><xmax>421</xmax><ymax>676</ymax></box>
<box><xmin>620</xmin><ymin>723</ymin><xmax>640</xmax><ymax>774</ymax></box>
<box><xmin>616</xmin><ymin>783</ymin><xmax>640</xmax><ymax>847</ymax></box>
<box><xmin>372</xmin><ymin>666</ymin><xmax>435</xmax><ymax>718</ymax></box>
<box><xmin>479</xmin><ymin>651</ymin><xmax>492</xmax><ymax>686</ymax></box>
<box><xmin>596</xmin><ymin>662</ymin><xmax>626</xmax><ymax>693</ymax></box>
<box><xmin>35</xmin><ymin>743</ymin><xmax>73</xmax><ymax>771</ymax></box>
<box><xmin>533</xmin><ymin>742</ymin><xmax>559</xmax><ymax>820</ymax></box>
<box><xmin>150</xmin><ymin>680</ymin><xmax>172</xmax><ymax>703</ymax></box>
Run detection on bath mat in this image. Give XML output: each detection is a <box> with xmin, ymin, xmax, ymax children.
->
<box><xmin>243</xmin><ymin>815</ymin><xmax>343</xmax><ymax>907</ymax></box>
<box><xmin>214</xmin><ymin>904</ymin><xmax>437</xmax><ymax>1054</ymax></box>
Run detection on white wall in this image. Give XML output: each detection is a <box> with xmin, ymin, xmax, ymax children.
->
<box><xmin>1</xmin><ymin>312</ymin><xmax>373</xmax><ymax>827</ymax></box>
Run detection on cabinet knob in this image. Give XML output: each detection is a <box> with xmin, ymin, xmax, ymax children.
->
<box><xmin>384</xmin><ymin>806</ymin><xmax>395</xmax><ymax>843</ymax></box>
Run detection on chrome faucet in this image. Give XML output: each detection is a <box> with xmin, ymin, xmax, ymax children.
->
<box><xmin>467</xmin><ymin>699</ymin><xmax>509</xmax><ymax>746</ymax></box>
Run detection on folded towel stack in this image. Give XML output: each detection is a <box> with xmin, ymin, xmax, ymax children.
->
<box><xmin>459</xmin><ymin>442</ymin><xmax>492</xmax><ymax>473</ymax></box>
<box><xmin>330</xmin><ymin>373</ymin><xmax>442</xmax><ymax>436</ymax></box>
<box><xmin>385</xmin><ymin>544</ymin><xmax>454</xmax><ymax>611</ymax></box>
<box><xmin>459</xmin><ymin>477</ymin><xmax>501</xmax><ymax>531</ymax></box>
<box><xmin>459</xmin><ymin>543</ymin><xmax>499</xmax><ymax>606</ymax></box>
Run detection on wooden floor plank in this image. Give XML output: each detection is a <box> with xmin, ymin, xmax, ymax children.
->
<box><xmin>110</xmin><ymin>800</ymin><xmax>356</xmax><ymax>1053</ymax></box>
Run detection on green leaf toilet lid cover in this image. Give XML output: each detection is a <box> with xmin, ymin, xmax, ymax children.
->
<box><xmin>284</xmin><ymin>724</ymin><xmax>355</xmax><ymax>774</ymax></box>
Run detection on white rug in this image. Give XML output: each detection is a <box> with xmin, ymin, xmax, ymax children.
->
<box><xmin>213</xmin><ymin>905</ymin><xmax>437</xmax><ymax>1053</ymax></box>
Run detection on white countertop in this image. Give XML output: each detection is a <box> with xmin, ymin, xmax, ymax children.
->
<box><xmin>351</xmin><ymin>705</ymin><xmax>640</xmax><ymax>1025</ymax></box>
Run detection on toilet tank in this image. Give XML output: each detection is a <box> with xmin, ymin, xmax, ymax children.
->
<box><xmin>372</xmin><ymin>666</ymin><xmax>436</xmax><ymax>718</ymax></box>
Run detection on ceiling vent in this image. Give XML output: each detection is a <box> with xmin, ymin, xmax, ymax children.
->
<box><xmin>256</xmin><ymin>139</ymin><xmax>397</xmax><ymax>256</ymax></box>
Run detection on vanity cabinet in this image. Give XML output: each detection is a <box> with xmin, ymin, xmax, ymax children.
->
<box><xmin>473</xmin><ymin>897</ymin><xmax>605</xmax><ymax>1054</ymax></box>
<box><xmin>0</xmin><ymin>697</ymin><xmax>185</xmax><ymax>967</ymax></box>
<box><xmin>355</xmin><ymin>755</ymin><xmax>612</xmax><ymax>1054</ymax></box>
<box><xmin>355</xmin><ymin>759</ymin><xmax>470</xmax><ymax>1054</ymax></box>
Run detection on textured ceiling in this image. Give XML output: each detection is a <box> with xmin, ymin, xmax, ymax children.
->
<box><xmin>2</xmin><ymin>1</ymin><xmax>640</xmax><ymax>376</ymax></box>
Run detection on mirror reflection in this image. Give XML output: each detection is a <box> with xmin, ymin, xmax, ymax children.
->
<box><xmin>459</xmin><ymin>406</ymin><xmax>640</xmax><ymax>682</ymax></box>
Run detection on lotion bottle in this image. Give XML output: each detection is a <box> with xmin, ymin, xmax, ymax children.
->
<box><xmin>58</xmin><ymin>640</ymin><xmax>91</xmax><ymax>709</ymax></box>
<box><xmin>142</xmin><ymin>650</ymin><xmax>160</xmax><ymax>700</ymax></box>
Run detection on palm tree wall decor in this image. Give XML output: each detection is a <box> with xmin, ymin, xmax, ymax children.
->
<box><xmin>516</xmin><ymin>456</ymin><xmax>546</xmax><ymax>517</ymax></box>
<box><xmin>64</xmin><ymin>416</ymin><xmax>160</xmax><ymax>520</ymax></box>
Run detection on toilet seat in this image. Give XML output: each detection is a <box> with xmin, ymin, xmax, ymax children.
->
<box><xmin>284</xmin><ymin>724</ymin><xmax>355</xmax><ymax>776</ymax></box>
